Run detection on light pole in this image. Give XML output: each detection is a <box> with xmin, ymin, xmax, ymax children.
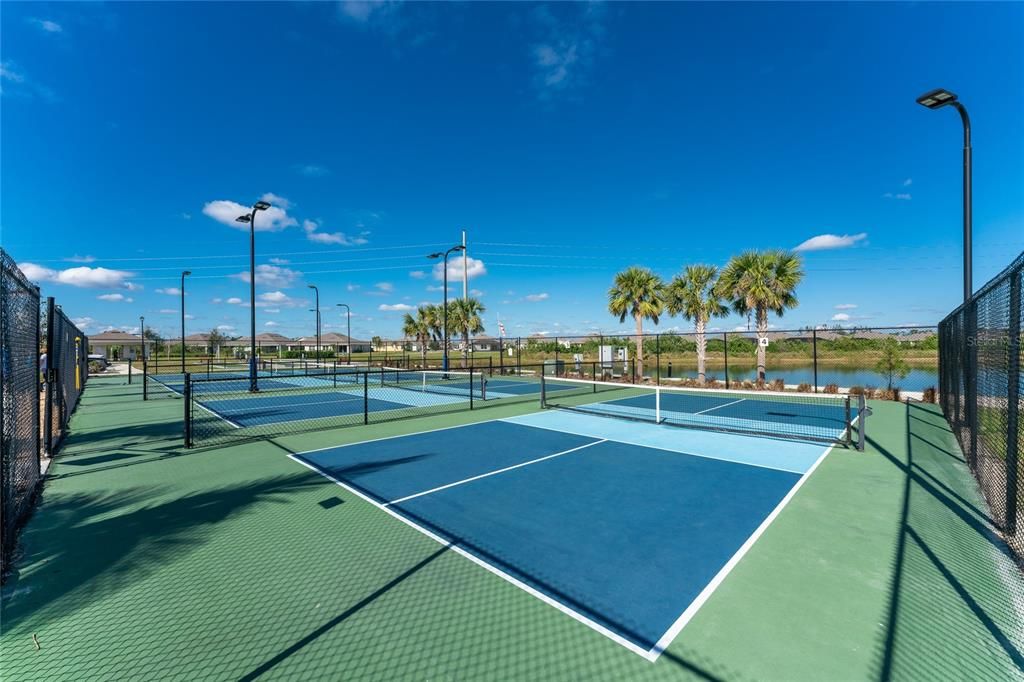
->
<box><xmin>336</xmin><ymin>303</ymin><xmax>351</xmax><ymax>365</ymax></box>
<box><xmin>236</xmin><ymin>200</ymin><xmax>271</xmax><ymax>391</ymax></box>
<box><xmin>180</xmin><ymin>270</ymin><xmax>191</xmax><ymax>374</ymax></box>
<box><xmin>308</xmin><ymin>284</ymin><xmax>320</xmax><ymax>365</ymax></box>
<box><xmin>916</xmin><ymin>88</ymin><xmax>972</xmax><ymax>303</ymax></box>
<box><xmin>139</xmin><ymin>315</ymin><xmax>145</xmax><ymax>365</ymax></box>
<box><xmin>427</xmin><ymin>245</ymin><xmax>465</xmax><ymax>371</ymax></box>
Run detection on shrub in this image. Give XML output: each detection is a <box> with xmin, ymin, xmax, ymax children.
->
<box><xmin>922</xmin><ymin>387</ymin><xmax>937</xmax><ymax>403</ymax></box>
<box><xmin>823</xmin><ymin>383</ymin><xmax>839</xmax><ymax>394</ymax></box>
<box><xmin>88</xmin><ymin>360</ymin><xmax>105</xmax><ymax>374</ymax></box>
<box><xmin>849</xmin><ymin>386</ymin><xmax>864</xmax><ymax>395</ymax></box>
<box><xmin>705</xmin><ymin>378</ymin><xmax>720</xmax><ymax>388</ymax></box>
<box><xmin>797</xmin><ymin>382</ymin><xmax>812</xmax><ymax>392</ymax></box>
<box><xmin>770</xmin><ymin>378</ymin><xmax>785</xmax><ymax>391</ymax></box>
<box><xmin>741</xmin><ymin>380</ymin><xmax>755</xmax><ymax>390</ymax></box>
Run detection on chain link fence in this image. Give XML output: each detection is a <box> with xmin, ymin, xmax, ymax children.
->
<box><xmin>43</xmin><ymin>298</ymin><xmax>89</xmax><ymax>455</ymax></box>
<box><xmin>1</xmin><ymin>249</ymin><xmax>42</xmax><ymax>577</ymax></box>
<box><xmin>939</xmin><ymin>251</ymin><xmax>1023</xmax><ymax>561</ymax></box>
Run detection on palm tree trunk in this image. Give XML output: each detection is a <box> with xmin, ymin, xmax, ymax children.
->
<box><xmin>462</xmin><ymin>332</ymin><xmax>469</xmax><ymax>368</ymax></box>
<box><xmin>634</xmin><ymin>313</ymin><xmax>644</xmax><ymax>380</ymax></box>
<box><xmin>420</xmin><ymin>334</ymin><xmax>428</xmax><ymax>368</ymax></box>
<box><xmin>696</xmin><ymin>318</ymin><xmax>707</xmax><ymax>385</ymax></box>
<box><xmin>756</xmin><ymin>307</ymin><xmax>768</xmax><ymax>382</ymax></box>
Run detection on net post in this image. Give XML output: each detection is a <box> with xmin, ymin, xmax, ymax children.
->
<box><xmin>183</xmin><ymin>372</ymin><xmax>192</xmax><ymax>448</ymax></box>
<box><xmin>469</xmin><ymin>367</ymin><xmax>474</xmax><ymax>409</ymax></box>
<box><xmin>481</xmin><ymin>373</ymin><xmax>487</xmax><ymax>401</ymax></box>
<box><xmin>540</xmin><ymin>373</ymin><xmax>547</xmax><ymax>408</ymax></box>
<box><xmin>631</xmin><ymin>357</ymin><xmax>636</xmax><ymax>384</ymax></box>
<box><xmin>363</xmin><ymin>371</ymin><xmax>369</xmax><ymax>425</ymax></box>
<box><xmin>843</xmin><ymin>395</ymin><xmax>852</xmax><ymax>448</ymax></box>
<box><xmin>655</xmin><ymin>387</ymin><xmax>661</xmax><ymax>423</ymax></box>
<box><xmin>128</xmin><ymin>355</ymin><xmax>133</xmax><ymax>384</ymax></box>
<box><xmin>143</xmin><ymin>357</ymin><xmax>148</xmax><ymax>400</ymax></box>
<box><xmin>656</xmin><ymin>333</ymin><xmax>661</xmax><ymax>386</ymax></box>
<box><xmin>857</xmin><ymin>392</ymin><xmax>867</xmax><ymax>452</ymax></box>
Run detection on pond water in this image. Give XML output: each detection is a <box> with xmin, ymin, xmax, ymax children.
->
<box><xmin>644</xmin><ymin>363</ymin><xmax>939</xmax><ymax>391</ymax></box>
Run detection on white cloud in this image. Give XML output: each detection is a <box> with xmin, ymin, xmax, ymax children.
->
<box><xmin>255</xmin><ymin>291</ymin><xmax>304</xmax><ymax>308</ymax></box>
<box><xmin>834</xmin><ymin>303</ymin><xmax>858</xmax><ymax>310</ymax></box>
<box><xmin>264</xmin><ymin>321</ymin><xmax>279</xmax><ymax>327</ymax></box>
<box><xmin>203</xmin><ymin>200</ymin><xmax>297</xmax><ymax>231</ymax></box>
<box><xmin>409</xmin><ymin>270</ymin><xmax>426</xmax><ymax>279</ymax></box>
<box><xmin>303</xmin><ymin>219</ymin><xmax>370</xmax><ymax>246</ymax></box>
<box><xmin>903</xmin><ymin>178</ymin><xmax>912</xmax><ymax>187</ymax></box>
<box><xmin>19</xmin><ymin>262</ymin><xmax>136</xmax><ymax>288</ymax></box>
<box><xmin>470</xmin><ymin>289</ymin><xmax>484</xmax><ymax>297</ymax></box>
<box><xmin>260</xmin><ymin>192</ymin><xmax>291</xmax><ymax>210</ymax></box>
<box><xmin>97</xmin><ymin>293</ymin><xmax>132</xmax><ymax>302</ymax></box>
<box><xmin>232</xmin><ymin>264</ymin><xmax>301</xmax><ymax>288</ymax></box>
<box><xmin>895</xmin><ymin>193</ymin><xmax>912</xmax><ymax>200</ymax></box>
<box><xmin>794</xmin><ymin>233</ymin><xmax>868</xmax><ymax>252</ymax></box>
<box><xmin>264</xmin><ymin>308</ymin><xmax>280</xmax><ymax>314</ymax></box>
<box><xmin>211</xmin><ymin>298</ymin><xmax>223</xmax><ymax>304</ymax></box>
<box><xmin>184</xmin><ymin>314</ymin><xmax>195</xmax><ymax>320</ymax></box>
<box><xmin>0</xmin><ymin>62</ymin><xmax>25</xmax><ymax>84</ymax></box>
<box><xmin>529</xmin><ymin>3</ymin><xmax>606</xmax><ymax>99</ymax></box>
<box><xmin>216</xmin><ymin>325</ymin><xmax>235</xmax><ymax>332</ymax></box>
<box><xmin>375</xmin><ymin>282</ymin><xmax>393</xmax><ymax>292</ymax></box>
<box><xmin>73</xmin><ymin>316</ymin><xmax>95</xmax><ymax>330</ymax></box>
<box><xmin>432</xmin><ymin>256</ymin><xmax>486</xmax><ymax>281</ymax></box>
<box><xmin>64</xmin><ymin>255</ymin><xmax>95</xmax><ymax>263</ymax></box>
<box><xmin>268</xmin><ymin>258</ymin><xmax>290</xmax><ymax>265</ymax></box>
<box><xmin>378</xmin><ymin>303</ymin><xmax>415</xmax><ymax>312</ymax></box>
<box><xmin>155</xmin><ymin>287</ymin><xmax>181</xmax><ymax>295</ymax></box>
<box><xmin>346</xmin><ymin>284</ymin><xmax>361</xmax><ymax>292</ymax></box>
<box><xmin>883</xmin><ymin>192</ymin><xmax>912</xmax><ymax>201</ymax></box>
<box><xmin>832</xmin><ymin>313</ymin><xmax>851</xmax><ymax>321</ymax></box>
<box><xmin>159</xmin><ymin>309</ymin><xmax>176</xmax><ymax>314</ymax></box>
<box><xmin>226</xmin><ymin>297</ymin><xmax>243</xmax><ymax>305</ymax></box>
<box><xmin>29</xmin><ymin>18</ymin><xmax>63</xmax><ymax>33</ymax></box>
<box><xmin>524</xmin><ymin>293</ymin><xmax>549</xmax><ymax>302</ymax></box>
<box><xmin>339</xmin><ymin>1</ymin><xmax>398</xmax><ymax>24</ymax></box>
<box><xmin>294</xmin><ymin>164</ymin><xmax>329</xmax><ymax>177</ymax></box>
<box><xmin>124</xmin><ymin>282</ymin><xmax>144</xmax><ymax>292</ymax></box>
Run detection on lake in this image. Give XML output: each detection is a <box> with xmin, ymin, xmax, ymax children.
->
<box><xmin>644</xmin><ymin>363</ymin><xmax>939</xmax><ymax>391</ymax></box>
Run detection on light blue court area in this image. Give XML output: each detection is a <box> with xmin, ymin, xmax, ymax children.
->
<box><xmin>293</xmin><ymin>415</ymin><xmax>829</xmax><ymax>656</ymax></box>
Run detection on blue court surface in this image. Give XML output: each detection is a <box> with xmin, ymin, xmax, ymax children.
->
<box><xmin>290</xmin><ymin>411</ymin><xmax>832</xmax><ymax>659</ymax></box>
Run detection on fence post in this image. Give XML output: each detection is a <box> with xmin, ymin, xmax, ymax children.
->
<box><xmin>723</xmin><ymin>331</ymin><xmax>730</xmax><ymax>389</ymax></box>
<box><xmin>363</xmin><ymin>371</ymin><xmax>369</xmax><ymax>425</ymax></box>
<box><xmin>967</xmin><ymin>298</ymin><xmax>978</xmax><ymax>469</ymax></box>
<box><xmin>43</xmin><ymin>297</ymin><xmax>55</xmax><ymax>455</ymax></box>
<box><xmin>656</xmin><ymin>333</ymin><xmax>661</xmax><ymax>385</ymax></box>
<box><xmin>812</xmin><ymin>328</ymin><xmax>819</xmax><ymax>393</ymax></box>
<box><xmin>183</xmin><ymin>372</ymin><xmax>192</xmax><ymax>448</ymax></box>
<box><xmin>1005</xmin><ymin>269</ymin><xmax>1021</xmax><ymax>534</ymax></box>
<box><xmin>469</xmin><ymin>367</ymin><xmax>474</xmax><ymax>410</ymax></box>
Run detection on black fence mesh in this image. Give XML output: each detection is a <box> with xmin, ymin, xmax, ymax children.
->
<box><xmin>1</xmin><ymin>249</ymin><xmax>42</xmax><ymax>577</ymax></box>
<box><xmin>939</xmin><ymin>251</ymin><xmax>1023</xmax><ymax>561</ymax></box>
<box><xmin>43</xmin><ymin>298</ymin><xmax>89</xmax><ymax>454</ymax></box>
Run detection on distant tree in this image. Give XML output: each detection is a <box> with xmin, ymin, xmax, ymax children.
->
<box><xmin>607</xmin><ymin>267</ymin><xmax>665</xmax><ymax>378</ymax></box>
<box><xmin>666</xmin><ymin>264</ymin><xmax>728</xmax><ymax>385</ymax></box>
<box><xmin>207</xmin><ymin>329</ymin><xmax>227</xmax><ymax>357</ymax></box>
<box><xmin>716</xmin><ymin>250</ymin><xmax>803</xmax><ymax>382</ymax></box>
<box><xmin>448</xmin><ymin>298</ymin><xmax>486</xmax><ymax>368</ymax></box>
<box><xmin>402</xmin><ymin>310</ymin><xmax>432</xmax><ymax>367</ymax></box>
<box><xmin>371</xmin><ymin>335</ymin><xmax>383</xmax><ymax>350</ymax></box>
<box><xmin>143</xmin><ymin>328</ymin><xmax>165</xmax><ymax>355</ymax></box>
<box><xmin>875</xmin><ymin>337</ymin><xmax>910</xmax><ymax>389</ymax></box>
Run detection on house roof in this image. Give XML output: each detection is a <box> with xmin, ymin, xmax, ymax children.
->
<box><xmin>87</xmin><ymin>330</ymin><xmax>144</xmax><ymax>343</ymax></box>
<box><xmin>296</xmin><ymin>333</ymin><xmax>368</xmax><ymax>344</ymax></box>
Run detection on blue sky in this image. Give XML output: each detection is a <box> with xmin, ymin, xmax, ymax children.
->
<box><xmin>3</xmin><ymin>2</ymin><xmax>1022</xmax><ymax>341</ymax></box>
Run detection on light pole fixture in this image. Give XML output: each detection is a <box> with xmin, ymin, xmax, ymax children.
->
<box><xmin>308</xmin><ymin>284</ymin><xmax>320</xmax><ymax>365</ymax></box>
<box><xmin>180</xmin><ymin>270</ymin><xmax>191</xmax><ymax>374</ymax></box>
<box><xmin>427</xmin><ymin>244</ymin><xmax>465</xmax><ymax>371</ymax></box>
<box><xmin>916</xmin><ymin>87</ymin><xmax>972</xmax><ymax>303</ymax></box>
<box><xmin>336</xmin><ymin>303</ymin><xmax>351</xmax><ymax>365</ymax></box>
<box><xmin>236</xmin><ymin>199</ymin><xmax>272</xmax><ymax>391</ymax></box>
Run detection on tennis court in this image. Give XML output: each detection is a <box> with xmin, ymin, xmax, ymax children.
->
<box><xmin>291</xmin><ymin>410</ymin><xmax>834</xmax><ymax>658</ymax></box>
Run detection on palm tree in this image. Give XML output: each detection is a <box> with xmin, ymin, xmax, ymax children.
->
<box><xmin>402</xmin><ymin>309</ymin><xmax>432</xmax><ymax>368</ymax></box>
<box><xmin>715</xmin><ymin>250</ymin><xmax>804</xmax><ymax>382</ymax></box>
<box><xmin>607</xmin><ymin>267</ymin><xmax>665</xmax><ymax>379</ymax></box>
<box><xmin>666</xmin><ymin>265</ymin><xmax>729</xmax><ymax>385</ymax></box>
<box><xmin>448</xmin><ymin>298</ymin><xmax>486</xmax><ymax>368</ymax></box>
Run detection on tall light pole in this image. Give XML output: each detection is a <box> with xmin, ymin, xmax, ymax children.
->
<box><xmin>308</xmin><ymin>284</ymin><xmax>320</xmax><ymax>365</ymax></box>
<box><xmin>236</xmin><ymin>200</ymin><xmax>271</xmax><ymax>391</ymax></box>
<box><xmin>139</xmin><ymin>315</ymin><xmax>145</xmax><ymax>364</ymax></box>
<box><xmin>427</xmin><ymin>244</ymin><xmax>465</xmax><ymax>371</ymax></box>
<box><xmin>916</xmin><ymin>88</ymin><xmax>972</xmax><ymax>303</ymax></box>
<box><xmin>336</xmin><ymin>303</ymin><xmax>351</xmax><ymax>365</ymax></box>
<box><xmin>180</xmin><ymin>270</ymin><xmax>191</xmax><ymax>374</ymax></box>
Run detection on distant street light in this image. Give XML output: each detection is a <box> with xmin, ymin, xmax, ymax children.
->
<box><xmin>139</xmin><ymin>315</ymin><xmax>145</xmax><ymax>364</ymax></box>
<box><xmin>427</xmin><ymin>245</ymin><xmax>465</xmax><ymax>371</ymax></box>
<box><xmin>336</xmin><ymin>303</ymin><xmax>352</xmax><ymax>365</ymax></box>
<box><xmin>308</xmin><ymin>284</ymin><xmax>320</xmax><ymax>365</ymax></box>
<box><xmin>236</xmin><ymin>200</ymin><xmax>272</xmax><ymax>391</ymax></box>
<box><xmin>180</xmin><ymin>270</ymin><xmax>191</xmax><ymax>374</ymax></box>
<box><xmin>916</xmin><ymin>88</ymin><xmax>972</xmax><ymax>303</ymax></box>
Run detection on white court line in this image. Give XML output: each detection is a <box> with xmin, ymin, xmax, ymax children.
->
<box><xmin>209</xmin><ymin>393</ymin><xmax>363</xmax><ymax>414</ymax></box>
<box><xmin>287</xmin><ymin>450</ymin><xmax>661</xmax><ymax>661</ymax></box>
<box><xmin>648</xmin><ymin>441</ymin><xmax>836</xmax><ymax>658</ymax></box>
<box><xmin>385</xmin><ymin>439</ymin><xmax>607</xmax><ymax>506</ymax></box>
<box><xmin>693</xmin><ymin>397</ymin><xmax>746</xmax><ymax>415</ymax></box>
<box><xmin>291</xmin><ymin>418</ymin><xmax>504</xmax><ymax>457</ymax></box>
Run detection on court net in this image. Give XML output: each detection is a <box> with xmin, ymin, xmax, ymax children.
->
<box><xmin>540</xmin><ymin>375</ymin><xmax>866</xmax><ymax>448</ymax></box>
<box><xmin>378</xmin><ymin>367</ymin><xmax>485</xmax><ymax>398</ymax></box>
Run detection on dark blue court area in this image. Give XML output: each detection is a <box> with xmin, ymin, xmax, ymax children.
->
<box><xmin>294</xmin><ymin>418</ymin><xmax>806</xmax><ymax>654</ymax></box>
<box><xmin>199</xmin><ymin>391</ymin><xmax>407</xmax><ymax>428</ymax></box>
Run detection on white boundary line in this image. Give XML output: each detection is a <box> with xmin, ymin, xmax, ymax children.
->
<box><xmin>291</xmin><ymin>418</ymin><xmax>504</xmax><ymax>457</ymax></box>
<box><xmin>694</xmin><ymin>397</ymin><xmax>746</xmax><ymax>415</ymax></box>
<box><xmin>647</xmin><ymin>441</ymin><xmax>836</xmax><ymax>657</ymax></box>
<box><xmin>287</xmin><ymin>450</ymin><xmax>661</xmax><ymax>661</ymax></box>
<box><xmin>385</xmin><ymin>440</ymin><xmax>607</xmax><ymax>506</ymax></box>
